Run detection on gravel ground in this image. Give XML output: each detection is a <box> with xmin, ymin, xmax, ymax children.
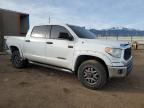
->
<box><xmin>0</xmin><ymin>50</ymin><xmax>144</xmax><ymax>108</ymax></box>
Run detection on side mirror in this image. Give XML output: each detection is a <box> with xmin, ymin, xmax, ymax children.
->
<box><xmin>59</xmin><ymin>32</ymin><xmax>73</xmax><ymax>41</ymax></box>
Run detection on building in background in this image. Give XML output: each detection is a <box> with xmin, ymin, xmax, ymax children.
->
<box><xmin>0</xmin><ymin>8</ymin><xmax>29</xmax><ymax>51</ymax></box>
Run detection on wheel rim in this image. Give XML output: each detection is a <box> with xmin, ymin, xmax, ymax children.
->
<box><xmin>83</xmin><ymin>67</ymin><xmax>99</xmax><ymax>85</ymax></box>
<box><xmin>13</xmin><ymin>52</ymin><xmax>22</xmax><ymax>65</ymax></box>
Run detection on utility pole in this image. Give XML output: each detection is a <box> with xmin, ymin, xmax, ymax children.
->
<box><xmin>48</xmin><ymin>16</ymin><xmax>51</xmax><ymax>24</ymax></box>
<box><xmin>0</xmin><ymin>13</ymin><xmax>4</xmax><ymax>52</ymax></box>
<box><xmin>131</xmin><ymin>34</ymin><xmax>132</xmax><ymax>42</ymax></box>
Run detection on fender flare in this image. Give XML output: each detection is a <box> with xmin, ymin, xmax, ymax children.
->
<box><xmin>72</xmin><ymin>50</ymin><xmax>112</xmax><ymax>71</ymax></box>
<box><xmin>9</xmin><ymin>44</ymin><xmax>24</xmax><ymax>58</ymax></box>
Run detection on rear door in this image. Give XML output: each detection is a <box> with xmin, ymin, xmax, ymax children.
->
<box><xmin>23</xmin><ymin>25</ymin><xmax>51</xmax><ymax>63</ymax></box>
<box><xmin>45</xmin><ymin>25</ymin><xmax>75</xmax><ymax>69</ymax></box>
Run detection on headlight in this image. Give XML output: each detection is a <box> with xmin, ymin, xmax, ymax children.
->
<box><xmin>105</xmin><ymin>47</ymin><xmax>122</xmax><ymax>58</ymax></box>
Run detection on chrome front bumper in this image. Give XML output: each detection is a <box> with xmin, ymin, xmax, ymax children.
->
<box><xmin>108</xmin><ymin>59</ymin><xmax>133</xmax><ymax>78</ymax></box>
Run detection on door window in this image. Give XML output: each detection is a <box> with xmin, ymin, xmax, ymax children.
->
<box><xmin>31</xmin><ymin>25</ymin><xmax>51</xmax><ymax>38</ymax></box>
<box><xmin>50</xmin><ymin>25</ymin><xmax>71</xmax><ymax>40</ymax></box>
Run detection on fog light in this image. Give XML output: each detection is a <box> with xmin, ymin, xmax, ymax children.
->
<box><xmin>118</xmin><ymin>69</ymin><xmax>123</xmax><ymax>74</ymax></box>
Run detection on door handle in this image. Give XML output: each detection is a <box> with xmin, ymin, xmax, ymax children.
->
<box><xmin>68</xmin><ymin>45</ymin><xmax>73</xmax><ymax>48</ymax></box>
<box><xmin>46</xmin><ymin>42</ymin><xmax>53</xmax><ymax>44</ymax></box>
<box><xmin>25</xmin><ymin>40</ymin><xmax>30</xmax><ymax>42</ymax></box>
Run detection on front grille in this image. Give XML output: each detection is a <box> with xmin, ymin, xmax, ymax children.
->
<box><xmin>124</xmin><ymin>47</ymin><xmax>131</xmax><ymax>60</ymax></box>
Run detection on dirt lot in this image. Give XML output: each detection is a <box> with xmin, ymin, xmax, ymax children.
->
<box><xmin>0</xmin><ymin>50</ymin><xmax>144</xmax><ymax>108</ymax></box>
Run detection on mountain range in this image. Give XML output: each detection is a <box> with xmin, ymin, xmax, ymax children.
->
<box><xmin>89</xmin><ymin>27</ymin><xmax>144</xmax><ymax>36</ymax></box>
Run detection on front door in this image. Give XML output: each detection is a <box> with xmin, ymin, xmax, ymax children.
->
<box><xmin>45</xmin><ymin>25</ymin><xmax>75</xmax><ymax>69</ymax></box>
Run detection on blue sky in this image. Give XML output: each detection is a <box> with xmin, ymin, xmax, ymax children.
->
<box><xmin>1</xmin><ymin>0</ymin><xmax>144</xmax><ymax>29</ymax></box>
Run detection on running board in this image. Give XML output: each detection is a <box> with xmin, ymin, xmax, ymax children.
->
<box><xmin>29</xmin><ymin>61</ymin><xmax>73</xmax><ymax>73</ymax></box>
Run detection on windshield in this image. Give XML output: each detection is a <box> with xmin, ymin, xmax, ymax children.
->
<box><xmin>68</xmin><ymin>25</ymin><xmax>96</xmax><ymax>39</ymax></box>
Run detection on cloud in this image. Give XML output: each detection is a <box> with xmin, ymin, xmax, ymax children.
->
<box><xmin>0</xmin><ymin>0</ymin><xmax>144</xmax><ymax>29</ymax></box>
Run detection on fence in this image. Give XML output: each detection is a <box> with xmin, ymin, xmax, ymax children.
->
<box><xmin>96</xmin><ymin>35</ymin><xmax>144</xmax><ymax>43</ymax></box>
<box><xmin>96</xmin><ymin>36</ymin><xmax>144</xmax><ymax>49</ymax></box>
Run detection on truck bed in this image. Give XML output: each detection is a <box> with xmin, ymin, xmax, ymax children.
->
<box><xmin>4</xmin><ymin>36</ymin><xmax>26</xmax><ymax>53</ymax></box>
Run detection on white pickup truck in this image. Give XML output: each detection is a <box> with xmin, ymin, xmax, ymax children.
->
<box><xmin>4</xmin><ymin>24</ymin><xmax>133</xmax><ymax>89</ymax></box>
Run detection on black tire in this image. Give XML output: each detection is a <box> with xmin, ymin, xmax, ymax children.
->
<box><xmin>78</xmin><ymin>60</ymin><xmax>107</xmax><ymax>90</ymax></box>
<box><xmin>11</xmin><ymin>50</ymin><xmax>28</xmax><ymax>68</ymax></box>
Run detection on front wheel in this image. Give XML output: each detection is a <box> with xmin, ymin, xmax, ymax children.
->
<box><xmin>11</xmin><ymin>50</ymin><xmax>28</xmax><ymax>68</ymax></box>
<box><xmin>78</xmin><ymin>60</ymin><xmax>107</xmax><ymax>90</ymax></box>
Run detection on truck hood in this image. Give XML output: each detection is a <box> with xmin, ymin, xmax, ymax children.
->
<box><xmin>79</xmin><ymin>39</ymin><xmax>130</xmax><ymax>49</ymax></box>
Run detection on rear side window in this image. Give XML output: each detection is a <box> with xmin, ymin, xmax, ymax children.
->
<box><xmin>50</xmin><ymin>25</ymin><xmax>70</xmax><ymax>39</ymax></box>
<box><xmin>31</xmin><ymin>25</ymin><xmax>51</xmax><ymax>38</ymax></box>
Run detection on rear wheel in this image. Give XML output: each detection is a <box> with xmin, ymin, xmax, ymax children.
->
<box><xmin>78</xmin><ymin>60</ymin><xmax>107</xmax><ymax>89</ymax></box>
<box><xmin>11</xmin><ymin>50</ymin><xmax>28</xmax><ymax>68</ymax></box>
